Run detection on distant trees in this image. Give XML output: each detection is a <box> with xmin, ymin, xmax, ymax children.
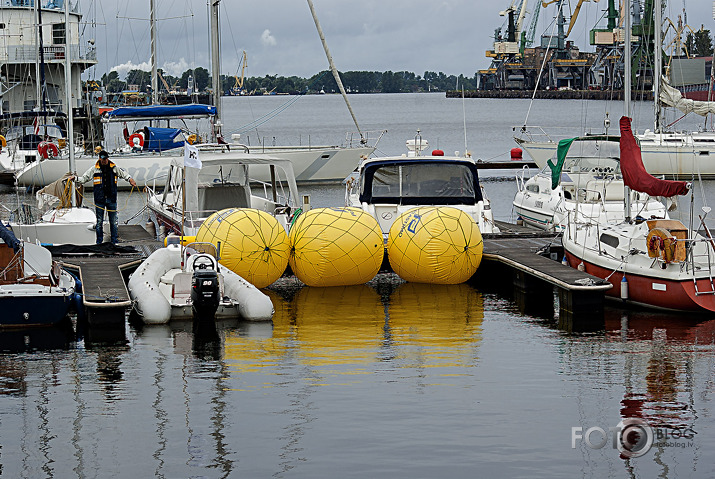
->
<box><xmin>685</xmin><ymin>27</ymin><xmax>714</xmax><ymax>57</ymax></box>
<box><xmin>99</xmin><ymin>67</ymin><xmax>477</xmax><ymax>95</ymax></box>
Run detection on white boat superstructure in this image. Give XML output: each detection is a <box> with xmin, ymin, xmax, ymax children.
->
<box><xmin>128</xmin><ymin>242</ymin><xmax>273</xmax><ymax>324</ymax></box>
<box><xmin>346</xmin><ymin>148</ymin><xmax>500</xmax><ymax>238</ymax></box>
<box><xmin>147</xmin><ymin>153</ymin><xmax>301</xmax><ymax>236</ymax></box>
<box><xmin>513</xmin><ymin>139</ymin><xmax>668</xmax><ymax>231</ymax></box>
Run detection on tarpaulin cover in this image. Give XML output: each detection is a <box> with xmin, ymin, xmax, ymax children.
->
<box><xmin>104</xmin><ymin>104</ymin><xmax>216</xmax><ymax>120</ymax></box>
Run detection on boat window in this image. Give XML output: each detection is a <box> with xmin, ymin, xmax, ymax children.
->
<box><xmin>599</xmin><ymin>233</ymin><xmax>619</xmax><ymax>249</ymax></box>
<box><xmin>370</xmin><ymin>163</ymin><xmax>476</xmax><ymax>204</ymax></box>
<box><xmin>526</xmin><ymin>184</ymin><xmax>539</xmax><ymax>193</ymax></box>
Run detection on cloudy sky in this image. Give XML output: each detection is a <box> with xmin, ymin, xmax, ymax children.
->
<box><xmin>83</xmin><ymin>0</ymin><xmax>715</xmax><ymax>81</ymax></box>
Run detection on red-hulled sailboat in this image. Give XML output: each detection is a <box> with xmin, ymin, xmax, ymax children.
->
<box><xmin>562</xmin><ymin>116</ymin><xmax>715</xmax><ymax>312</ymax></box>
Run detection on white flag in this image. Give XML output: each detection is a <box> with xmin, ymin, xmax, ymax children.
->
<box><xmin>184</xmin><ymin>143</ymin><xmax>201</xmax><ymax>169</ymax></box>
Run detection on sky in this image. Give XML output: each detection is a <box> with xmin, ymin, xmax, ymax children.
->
<box><xmin>81</xmin><ymin>0</ymin><xmax>715</xmax><ymax>81</ymax></box>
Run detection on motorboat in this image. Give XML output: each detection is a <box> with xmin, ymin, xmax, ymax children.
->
<box><xmin>127</xmin><ymin>241</ymin><xmax>274</xmax><ymax>324</ymax></box>
<box><xmin>146</xmin><ymin>152</ymin><xmax>301</xmax><ymax>236</ymax></box>
<box><xmin>513</xmin><ymin>137</ymin><xmax>668</xmax><ymax>232</ymax></box>
<box><xmin>0</xmin><ymin>222</ymin><xmax>77</xmax><ymax>327</ymax></box>
<box><xmin>345</xmin><ymin>136</ymin><xmax>500</xmax><ymax>238</ymax></box>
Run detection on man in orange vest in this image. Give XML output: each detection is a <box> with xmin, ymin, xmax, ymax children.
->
<box><xmin>76</xmin><ymin>150</ymin><xmax>137</xmax><ymax>244</ymax></box>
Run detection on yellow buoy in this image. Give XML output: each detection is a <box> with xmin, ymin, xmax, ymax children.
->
<box><xmin>196</xmin><ymin>208</ymin><xmax>290</xmax><ymax>288</ymax></box>
<box><xmin>289</xmin><ymin>207</ymin><xmax>384</xmax><ymax>287</ymax></box>
<box><xmin>387</xmin><ymin>206</ymin><xmax>483</xmax><ymax>284</ymax></box>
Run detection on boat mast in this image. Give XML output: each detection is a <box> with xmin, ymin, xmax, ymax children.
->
<box><xmin>36</xmin><ymin>3</ymin><xmax>48</xmax><ymax>125</ymax></box>
<box><xmin>624</xmin><ymin>0</ymin><xmax>632</xmax><ymax>222</ymax></box>
<box><xmin>150</xmin><ymin>0</ymin><xmax>158</xmax><ymax>105</ymax></box>
<box><xmin>210</xmin><ymin>0</ymin><xmax>222</xmax><ymax>140</ymax></box>
<box><xmin>306</xmin><ymin>0</ymin><xmax>365</xmax><ymax>144</ymax></box>
<box><xmin>34</xmin><ymin>4</ymin><xmax>41</xmax><ymax>110</ymax></box>
<box><xmin>653</xmin><ymin>0</ymin><xmax>662</xmax><ymax>133</ymax></box>
<box><xmin>64</xmin><ymin>0</ymin><xmax>75</xmax><ymax>178</ymax></box>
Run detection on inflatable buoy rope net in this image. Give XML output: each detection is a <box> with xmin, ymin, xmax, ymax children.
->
<box><xmin>196</xmin><ymin>208</ymin><xmax>290</xmax><ymax>288</ymax></box>
<box><xmin>289</xmin><ymin>207</ymin><xmax>383</xmax><ymax>287</ymax></box>
<box><xmin>387</xmin><ymin>207</ymin><xmax>483</xmax><ymax>284</ymax></box>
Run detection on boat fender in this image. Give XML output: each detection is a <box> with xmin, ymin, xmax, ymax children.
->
<box><xmin>0</xmin><ymin>135</ymin><xmax>5</xmax><ymax>149</ymax></box>
<box><xmin>128</xmin><ymin>132</ymin><xmax>145</xmax><ymax>149</ymax></box>
<box><xmin>220</xmin><ymin>265</ymin><xmax>274</xmax><ymax>321</ymax></box>
<box><xmin>620</xmin><ymin>275</ymin><xmax>628</xmax><ymax>300</ymax></box>
<box><xmin>511</xmin><ymin>147</ymin><xmax>523</xmax><ymax>161</ymax></box>
<box><xmin>577</xmin><ymin>262</ymin><xmax>585</xmax><ymax>272</ymax></box>
<box><xmin>561</xmin><ymin>255</ymin><xmax>568</xmax><ymax>266</ymax></box>
<box><xmin>37</xmin><ymin>141</ymin><xmax>60</xmax><ymax>159</ymax></box>
<box><xmin>432</xmin><ymin>149</ymin><xmax>444</xmax><ymax>156</ymax></box>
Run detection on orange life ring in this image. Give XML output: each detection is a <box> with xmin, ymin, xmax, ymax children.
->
<box><xmin>37</xmin><ymin>141</ymin><xmax>60</xmax><ymax>159</ymax></box>
<box><xmin>0</xmin><ymin>135</ymin><xmax>6</xmax><ymax>148</ymax></box>
<box><xmin>128</xmin><ymin>132</ymin><xmax>145</xmax><ymax>148</ymax></box>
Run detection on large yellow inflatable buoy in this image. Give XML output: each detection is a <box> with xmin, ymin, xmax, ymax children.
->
<box><xmin>289</xmin><ymin>207</ymin><xmax>384</xmax><ymax>287</ymax></box>
<box><xmin>196</xmin><ymin>208</ymin><xmax>290</xmax><ymax>288</ymax></box>
<box><xmin>387</xmin><ymin>206</ymin><xmax>483</xmax><ymax>284</ymax></box>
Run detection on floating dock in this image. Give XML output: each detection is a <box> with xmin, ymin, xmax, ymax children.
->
<box><xmin>55</xmin><ymin>225</ymin><xmax>160</xmax><ymax>326</ymax></box>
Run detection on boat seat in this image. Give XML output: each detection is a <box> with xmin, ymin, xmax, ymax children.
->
<box><xmin>584</xmin><ymin>179</ymin><xmax>624</xmax><ymax>202</ymax></box>
<box><xmin>171</xmin><ymin>272</ymin><xmax>192</xmax><ymax>299</ymax></box>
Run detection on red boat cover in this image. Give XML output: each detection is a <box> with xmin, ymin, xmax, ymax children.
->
<box><xmin>620</xmin><ymin>116</ymin><xmax>689</xmax><ymax>197</ymax></box>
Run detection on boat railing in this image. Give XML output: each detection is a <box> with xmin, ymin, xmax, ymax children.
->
<box><xmin>343</xmin><ymin>129</ymin><xmax>387</xmax><ymax>149</ymax></box>
<box><xmin>515</xmin><ymin>165</ymin><xmax>531</xmax><ymax>192</ymax></box>
<box><xmin>514</xmin><ymin>125</ymin><xmax>584</xmax><ymax>144</ymax></box>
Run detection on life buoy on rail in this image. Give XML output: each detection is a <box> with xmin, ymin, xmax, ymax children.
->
<box><xmin>128</xmin><ymin>132</ymin><xmax>145</xmax><ymax>149</ymax></box>
<box><xmin>37</xmin><ymin>141</ymin><xmax>60</xmax><ymax>159</ymax></box>
<box><xmin>186</xmin><ymin>133</ymin><xmax>197</xmax><ymax>145</ymax></box>
<box><xmin>0</xmin><ymin>135</ymin><xmax>6</xmax><ymax>148</ymax></box>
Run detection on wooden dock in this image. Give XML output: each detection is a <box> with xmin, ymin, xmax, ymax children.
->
<box><xmin>478</xmin><ymin>222</ymin><xmax>612</xmax><ymax>330</ymax></box>
<box><xmin>55</xmin><ymin>225</ymin><xmax>159</xmax><ymax>326</ymax></box>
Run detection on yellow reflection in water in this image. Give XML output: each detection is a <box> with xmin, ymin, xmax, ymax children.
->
<box><xmin>388</xmin><ymin>283</ymin><xmax>483</xmax><ymax>369</ymax></box>
<box><xmin>224</xmin><ymin>282</ymin><xmax>484</xmax><ymax>379</ymax></box>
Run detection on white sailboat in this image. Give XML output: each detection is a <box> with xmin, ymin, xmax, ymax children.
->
<box><xmin>561</xmin><ymin>3</ymin><xmax>715</xmax><ymax>313</ymax></box>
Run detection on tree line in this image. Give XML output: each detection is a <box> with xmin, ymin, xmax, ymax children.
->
<box><xmin>98</xmin><ymin>69</ymin><xmax>480</xmax><ymax>95</ymax></box>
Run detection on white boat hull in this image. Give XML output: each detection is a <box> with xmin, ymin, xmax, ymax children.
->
<box><xmin>9</xmin><ymin>207</ymin><xmax>106</xmax><ymax>245</ymax></box>
<box><xmin>128</xmin><ymin>245</ymin><xmax>274</xmax><ymax>324</ymax></box>
<box><xmin>15</xmin><ymin>145</ymin><xmax>375</xmax><ymax>188</ymax></box>
<box><xmin>517</xmin><ymin>137</ymin><xmax>715</xmax><ymax>180</ymax></box>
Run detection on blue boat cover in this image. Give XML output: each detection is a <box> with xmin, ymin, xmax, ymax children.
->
<box><xmin>144</xmin><ymin>127</ymin><xmax>184</xmax><ymax>152</ymax></box>
<box><xmin>105</xmin><ymin>104</ymin><xmax>216</xmax><ymax>120</ymax></box>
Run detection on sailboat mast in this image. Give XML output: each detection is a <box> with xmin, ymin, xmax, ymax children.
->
<box><xmin>653</xmin><ymin>0</ymin><xmax>662</xmax><ymax>133</ymax></box>
<box><xmin>624</xmin><ymin>0</ymin><xmax>632</xmax><ymax>221</ymax></box>
<box><xmin>210</xmin><ymin>0</ymin><xmax>222</xmax><ymax>140</ymax></box>
<box><xmin>37</xmin><ymin>3</ymin><xmax>48</xmax><ymax>125</ymax></box>
<box><xmin>34</xmin><ymin>4</ymin><xmax>40</xmax><ymax>110</ymax></box>
<box><xmin>150</xmin><ymin>0</ymin><xmax>158</xmax><ymax>105</ymax></box>
<box><xmin>306</xmin><ymin>0</ymin><xmax>365</xmax><ymax>144</ymax></box>
<box><xmin>64</xmin><ymin>0</ymin><xmax>75</xmax><ymax>176</ymax></box>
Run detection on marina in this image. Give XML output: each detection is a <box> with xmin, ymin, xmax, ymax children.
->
<box><xmin>2</xmin><ymin>0</ymin><xmax>715</xmax><ymax>472</ymax></box>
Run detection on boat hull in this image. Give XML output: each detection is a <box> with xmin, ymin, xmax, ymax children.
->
<box><xmin>0</xmin><ymin>286</ymin><xmax>73</xmax><ymax>327</ymax></box>
<box><xmin>518</xmin><ymin>138</ymin><xmax>715</xmax><ymax>180</ymax></box>
<box><xmin>15</xmin><ymin>146</ymin><xmax>375</xmax><ymax>188</ymax></box>
<box><xmin>563</xmin><ymin>251</ymin><xmax>715</xmax><ymax>312</ymax></box>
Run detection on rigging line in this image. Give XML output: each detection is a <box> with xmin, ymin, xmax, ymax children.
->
<box><xmin>522</xmin><ymin>4</ymin><xmax>560</xmax><ymax>129</ymax></box>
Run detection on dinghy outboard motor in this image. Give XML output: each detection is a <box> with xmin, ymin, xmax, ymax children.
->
<box><xmin>190</xmin><ymin>254</ymin><xmax>220</xmax><ymax>319</ymax></box>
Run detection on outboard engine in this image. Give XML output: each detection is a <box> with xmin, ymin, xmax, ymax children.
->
<box><xmin>190</xmin><ymin>254</ymin><xmax>220</xmax><ymax>319</ymax></box>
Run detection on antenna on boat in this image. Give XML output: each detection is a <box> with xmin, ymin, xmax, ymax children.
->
<box><xmin>306</xmin><ymin>0</ymin><xmax>366</xmax><ymax>145</ymax></box>
<box><xmin>461</xmin><ymin>83</ymin><xmax>468</xmax><ymax>157</ymax></box>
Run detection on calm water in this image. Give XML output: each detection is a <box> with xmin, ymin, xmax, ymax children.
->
<box><xmin>1</xmin><ymin>94</ymin><xmax>715</xmax><ymax>478</ymax></box>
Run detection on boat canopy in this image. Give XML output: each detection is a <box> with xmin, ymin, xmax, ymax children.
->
<box><xmin>358</xmin><ymin>159</ymin><xmax>483</xmax><ymax>205</ymax></box>
<box><xmin>619</xmin><ymin>116</ymin><xmax>689</xmax><ymax>197</ymax></box>
<box><xmin>103</xmin><ymin>104</ymin><xmax>216</xmax><ymax>122</ymax></box>
<box><xmin>143</xmin><ymin>127</ymin><xmax>185</xmax><ymax>152</ymax></box>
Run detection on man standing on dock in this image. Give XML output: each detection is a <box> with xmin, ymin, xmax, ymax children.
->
<box><xmin>75</xmin><ymin>150</ymin><xmax>137</xmax><ymax>244</ymax></box>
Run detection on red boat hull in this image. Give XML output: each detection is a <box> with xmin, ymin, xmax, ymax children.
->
<box><xmin>564</xmin><ymin>252</ymin><xmax>715</xmax><ymax>312</ymax></box>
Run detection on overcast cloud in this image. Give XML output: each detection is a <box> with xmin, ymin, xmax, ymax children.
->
<box><xmin>84</xmin><ymin>0</ymin><xmax>715</xmax><ymax>81</ymax></box>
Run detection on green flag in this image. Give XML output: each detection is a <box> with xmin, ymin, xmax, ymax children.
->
<box><xmin>547</xmin><ymin>138</ymin><xmax>576</xmax><ymax>189</ymax></box>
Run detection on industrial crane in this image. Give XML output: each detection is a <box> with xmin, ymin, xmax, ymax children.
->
<box><xmin>232</xmin><ymin>51</ymin><xmax>248</xmax><ymax>95</ymax></box>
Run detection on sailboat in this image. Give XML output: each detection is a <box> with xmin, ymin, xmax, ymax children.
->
<box><xmin>561</xmin><ymin>6</ymin><xmax>715</xmax><ymax>313</ymax></box>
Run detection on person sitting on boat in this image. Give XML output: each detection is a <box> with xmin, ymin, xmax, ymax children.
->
<box><xmin>74</xmin><ymin>150</ymin><xmax>137</xmax><ymax>244</ymax></box>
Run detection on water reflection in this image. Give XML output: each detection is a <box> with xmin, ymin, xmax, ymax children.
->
<box><xmin>223</xmin><ymin>281</ymin><xmax>484</xmax><ymax>377</ymax></box>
